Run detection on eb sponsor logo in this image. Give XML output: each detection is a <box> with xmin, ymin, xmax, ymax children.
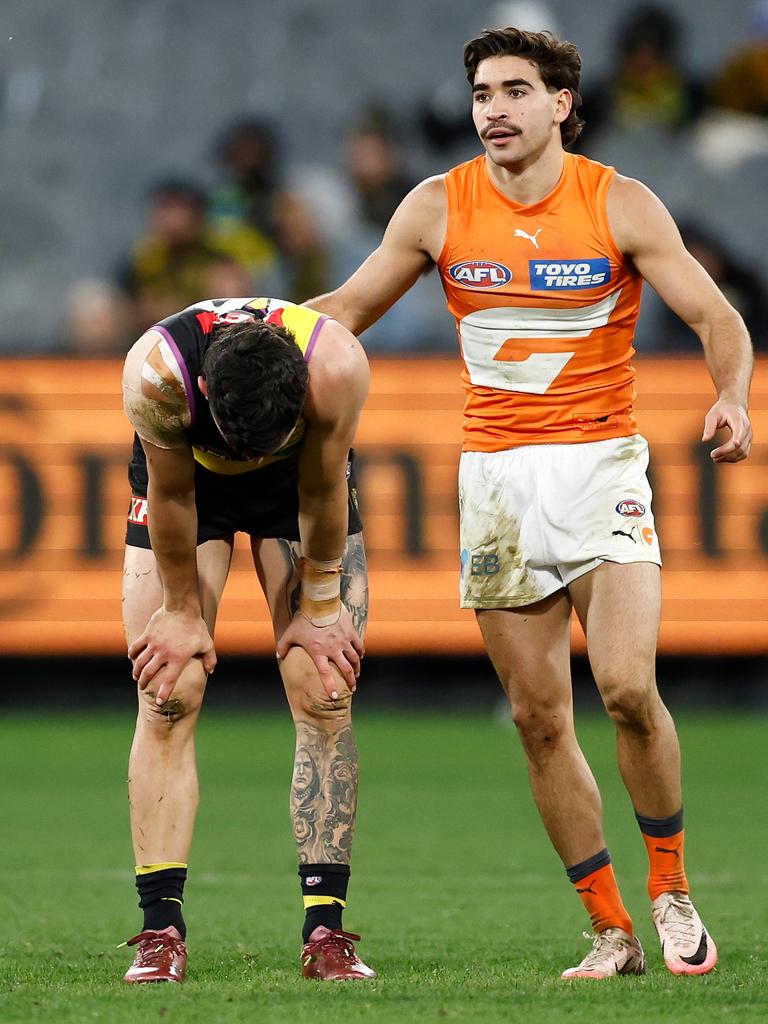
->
<box><xmin>461</xmin><ymin>549</ymin><xmax>501</xmax><ymax>576</ymax></box>
<box><xmin>616</xmin><ymin>498</ymin><xmax>646</xmax><ymax>517</ymax></box>
<box><xmin>530</xmin><ymin>258</ymin><xmax>610</xmax><ymax>290</ymax></box>
<box><xmin>470</xmin><ymin>553</ymin><xmax>500</xmax><ymax>576</ymax></box>
<box><xmin>449</xmin><ymin>260</ymin><xmax>512</xmax><ymax>289</ymax></box>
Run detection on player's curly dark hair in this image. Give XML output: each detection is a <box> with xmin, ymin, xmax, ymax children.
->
<box><xmin>201</xmin><ymin>319</ymin><xmax>309</xmax><ymax>457</ymax></box>
<box><xmin>463</xmin><ymin>28</ymin><xmax>585</xmax><ymax>147</ymax></box>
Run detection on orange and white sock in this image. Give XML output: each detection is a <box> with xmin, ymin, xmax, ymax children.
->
<box><xmin>566</xmin><ymin>849</ymin><xmax>633</xmax><ymax>934</ymax></box>
<box><xmin>636</xmin><ymin>807</ymin><xmax>689</xmax><ymax>900</ymax></box>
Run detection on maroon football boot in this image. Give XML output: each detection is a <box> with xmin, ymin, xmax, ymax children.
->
<box><xmin>301</xmin><ymin>926</ymin><xmax>377</xmax><ymax>980</ymax></box>
<box><xmin>122</xmin><ymin>925</ymin><xmax>187</xmax><ymax>983</ymax></box>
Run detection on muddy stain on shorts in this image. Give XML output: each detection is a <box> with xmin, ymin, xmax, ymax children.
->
<box><xmin>461</xmin><ymin>503</ymin><xmax>545</xmax><ymax>608</ymax></box>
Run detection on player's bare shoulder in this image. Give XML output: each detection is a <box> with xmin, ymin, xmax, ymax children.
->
<box><xmin>606</xmin><ymin>174</ymin><xmax>676</xmax><ymax>257</ymax></box>
<box><xmin>122</xmin><ymin>330</ymin><xmax>191</xmax><ymax>449</ymax></box>
<box><xmin>388</xmin><ymin>174</ymin><xmax>448</xmax><ymax>261</ymax></box>
<box><xmin>304</xmin><ymin>318</ymin><xmax>370</xmax><ymax>426</ymax></box>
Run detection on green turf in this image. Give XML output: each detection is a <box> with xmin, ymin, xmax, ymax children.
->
<box><xmin>0</xmin><ymin>707</ymin><xmax>766</xmax><ymax>1023</ymax></box>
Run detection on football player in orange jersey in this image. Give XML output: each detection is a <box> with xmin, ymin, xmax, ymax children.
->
<box><xmin>307</xmin><ymin>27</ymin><xmax>753</xmax><ymax>980</ymax></box>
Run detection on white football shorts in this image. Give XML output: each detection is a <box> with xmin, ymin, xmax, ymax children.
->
<box><xmin>459</xmin><ymin>434</ymin><xmax>661</xmax><ymax>609</ymax></box>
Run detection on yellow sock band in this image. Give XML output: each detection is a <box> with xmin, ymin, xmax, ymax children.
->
<box><xmin>160</xmin><ymin>897</ymin><xmax>183</xmax><ymax>905</ymax></box>
<box><xmin>135</xmin><ymin>862</ymin><xmax>188</xmax><ymax>875</ymax></box>
<box><xmin>303</xmin><ymin>895</ymin><xmax>346</xmax><ymax>909</ymax></box>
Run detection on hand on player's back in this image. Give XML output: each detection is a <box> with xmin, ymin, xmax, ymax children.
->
<box><xmin>276</xmin><ymin>605</ymin><xmax>363</xmax><ymax>699</ymax></box>
<box><xmin>128</xmin><ymin>607</ymin><xmax>217</xmax><ymax>705</ymax></box>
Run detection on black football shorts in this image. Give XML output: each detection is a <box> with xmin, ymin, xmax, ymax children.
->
<box><xmin>126</xmin><ymin>441</ymin><xmax>362</xmax><ymax>549</ymax></box>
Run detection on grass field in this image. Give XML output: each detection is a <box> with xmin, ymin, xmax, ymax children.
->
<box><xmin>1</xmin><ymin>707</ymin><xmax>766</xmax><ymax>1023</ymax></box>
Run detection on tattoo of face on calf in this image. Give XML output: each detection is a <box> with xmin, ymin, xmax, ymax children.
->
<box><xmin>291</xmin><ymin>743</ymin><xmax>321</xmax><ymax>857</ymax></box>
<box><xmin>291</xmin><ymin>722</ymin><xmax>359</xmax><ymax>864</ymax></box>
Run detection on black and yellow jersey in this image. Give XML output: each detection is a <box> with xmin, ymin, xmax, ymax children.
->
<box><xmin>133</xmin><ymin>296</ymin><xmax>330</xmax><ymax>475</ymax></box>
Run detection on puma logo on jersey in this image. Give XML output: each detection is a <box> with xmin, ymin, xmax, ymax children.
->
<box><xmin>514</xmin><ymin>228</ymin><xmax>542</xmax><ymax>248</ymax></box>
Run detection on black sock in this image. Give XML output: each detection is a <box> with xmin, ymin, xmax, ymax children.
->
<box><xmin>299</xmin><ymin>863</ymin><xmax>350</xmax><ymax>943</ymax></box>
<box><xmin>135</xmin><ymin>866</ymin><xmax>187</xmax><ymax>939</ymax></box>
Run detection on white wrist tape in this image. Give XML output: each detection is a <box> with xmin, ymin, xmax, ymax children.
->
<box><xmin>299</xmin><ymin>557</ymin><xmax>342</xmax><ymax>627</ymax></box>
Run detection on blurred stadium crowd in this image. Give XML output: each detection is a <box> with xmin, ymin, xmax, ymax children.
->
<box><xmin>3</xmin><ymin>0</ymin><xmax>768</xmax><ymax>356</ymax></box>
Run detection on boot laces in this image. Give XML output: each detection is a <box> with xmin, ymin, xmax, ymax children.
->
<box><xmin>577</xmin><ymin>929</ymin><xmax>632</xmax><ymax>971</ymax></box>
<box><xmin>305</xmin><ymin>928</ymin><xmax>362</xmax><ymax>959</ymax></box>
<box><xmin>124</xmin><ymin>929</ymin><xmax>185</xmax><ymax>963</ymax></box>
<box><xmin>658</xmin><ymin>893</ymin><xmax>698</xmax><ymax>945</ymax></box>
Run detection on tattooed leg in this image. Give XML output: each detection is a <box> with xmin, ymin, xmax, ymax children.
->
<box><xmin>291</xmin><ymin>719</ymin><xmax>359</xmax><ymax>864</ymax></box>
<box><xmin>252</xmin><ymin>532</ymin><xmax>368</xmax><ymax>865</ymax></box>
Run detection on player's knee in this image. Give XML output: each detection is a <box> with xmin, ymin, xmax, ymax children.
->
<box><xmin>284</xmin><ymin>672</ymin><xmax>352</xmax><ymax>724</ymax></box>
<box><xmin>292</xmin><ymin>681</ymin><xmax>353</xmax><ymax>724</ymax></box>
<box><xmin>137</xmin><ymin>680</ymin><xmax>205</xmax><ymax>730</ymax></box>
<box><xmin>282</xmin><ymin>652</ymin><xmax>353</xmax><ymax>724</ymax></box>
<box><xmin>602</xmin><ymin>678</ymin><xmax>657</xmax><ymax>734</ymax></box>
<box><xmin>510</xmin><ymin>701</ymin><xmax>570</xmax><ymax>755</ymax></box>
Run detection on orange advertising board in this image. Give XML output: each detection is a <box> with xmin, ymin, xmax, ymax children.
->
<box><xmin>1</xmin><ymin>358</ymin><xmax>767</xmax><ymax>656</ymax></box>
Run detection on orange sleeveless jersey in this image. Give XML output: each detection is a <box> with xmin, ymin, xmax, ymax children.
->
<box><xmin>438</xmin><ymin>152</ymin><xmax>643</xmax><ymax>450</ymax></box>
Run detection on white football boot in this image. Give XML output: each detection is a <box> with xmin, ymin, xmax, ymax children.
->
<box><xmin>652</xmin><ymin>891</ymin><xmax>718</xmax><ymax>975</ymax></box>
<box><xmin>561</xmin><ymin>927</ymin><xmax>646</xmax><ymax>980</ymax></box>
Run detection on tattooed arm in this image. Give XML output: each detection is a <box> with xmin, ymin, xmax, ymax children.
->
<box><xmin>276</xmin><ymin>321</ymin><xmax>370</xmax><ymax>697</ymax></box>
<box><xmin>341</xmin><ymin>533</ymin><xmax>368</xmax><ymax>641</ymax></box>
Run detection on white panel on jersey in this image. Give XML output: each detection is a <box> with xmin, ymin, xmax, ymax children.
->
<box><xmin>180</xmin><ymin>297</ymin><xmax>259</xmax><ymax>314</ymax></box>
<box><xmin>459</xmin><ymin>291</ymin><xmax>621</xmax><ymax>394</ymax></box>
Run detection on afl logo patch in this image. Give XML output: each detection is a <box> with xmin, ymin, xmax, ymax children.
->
<box><xmin>449</xmin><ymin>260</ymin><xmax>512</xmax><ymax>289</ymax></box>
<box><xmin>616</xmin><ymin>498</ymin><xmax>646</xmax><ymax>517</ymax></box>
<box><xmin>305</xmin><ymin>876</ymin><xmax>322</xmax><ymax>886</ymax></box>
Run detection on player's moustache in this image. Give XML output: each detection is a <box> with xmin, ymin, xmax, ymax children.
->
<box><xmin>481</xmin><ymin>125</ymin><xmax>523</xmax><ymax>139</ymax></box>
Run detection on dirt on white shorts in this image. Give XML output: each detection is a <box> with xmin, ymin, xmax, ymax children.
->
<box><xmin>458</xmin><ymin>434</ymin><xmax>661</xmax><ymax>609</ymax></box>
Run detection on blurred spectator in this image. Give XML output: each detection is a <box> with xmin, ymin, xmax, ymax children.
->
<box><xmin>710</xmin><ymin>0</ymin><xmax>768</xmax><ymax>117</ymax></box>
<box><xmin>206</xmin><ymin>255</ymin><xmax>256</xmax><ymax>302</ymax></box>
<box><xmin>209</xmin><ymin>118</ymin><xmax>280</xmax><ymax>279</ymax></box>
<box><xmin>578</xmin><ymin>5</ymin><xmax>707</xmax><ymax>148</ymax></box>
<box><xmin>271</xmin><ymin>190</ymin><xmax>333</xmax><ymax>303</ymax></box>
<box><xmin>344</xmin><ymin>109</ymin><xmax>416</xmax><ymax>231</ymax></box>
<box><xmin>65</xmin><ymin>279</ymin><xmax>133</xmax><ymax>356</ymax></box>
<box><xmin>208</xmin><ymin>116</ymin><xmax>336</xmax><ymax>301</ymax></box>
<box><xmin>656</xmin><ymin>221</ymin><xmax>768</xmax><ymax>351</ymax></box>
<box><xmin>118</xmin><ymin>180</ymin><xmax>242</xmax><ymax>334</ymax></box>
